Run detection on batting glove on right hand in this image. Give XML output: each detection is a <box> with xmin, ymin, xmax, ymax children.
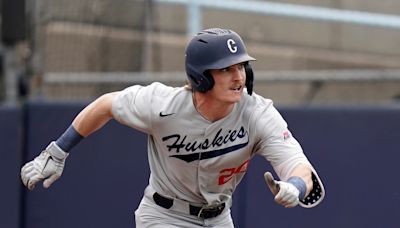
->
<box><xmin>264</xmin><ymin>172</ymin><xmax>300</xmax><ymax>208</ymax></box>
<box><xmin>21</xmin><ymin>141</ymin><xmax>69</xmax><ymax>190</ymax></box>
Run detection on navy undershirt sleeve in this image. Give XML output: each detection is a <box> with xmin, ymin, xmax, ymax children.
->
<box><xmin>55</xmin><ymin>125</ymin><xmax>84</xmax><ymax>152</ymax></box>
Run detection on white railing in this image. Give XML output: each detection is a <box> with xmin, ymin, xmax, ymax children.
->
<box><xmin>154</xmin><ymin>0</ymin><xmax>400</xmax><ymax>35</ymax></box>
<box><xmin>44</xmin><ymin>69</ymin><xmax>400</xmax><ymax>85</ymax></box>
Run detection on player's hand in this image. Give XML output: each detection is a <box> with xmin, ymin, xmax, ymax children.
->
<box><xmin>21</xmin><ymin>141</ymin><xmax>69</xmax><ymax>190</ymax></box>
<box><xmin>264</xmin><ymin>172</ymin><xmax>300</xmax><ymax>208</ymax></box>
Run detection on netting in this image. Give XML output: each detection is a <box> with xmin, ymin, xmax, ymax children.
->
<box><xmin>22</xmin><ymin>0</ymin><xmax>400</xmax><ymax>104</ymax></box>
<box><xmin>28</xmin><ymin>0</ymin><xmax>149</xmax><ymax>74</ymax></box>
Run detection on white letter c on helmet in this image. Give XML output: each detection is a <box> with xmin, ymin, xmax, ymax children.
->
<box><xmin>227</xmin><ymin>39</ymin><xmax>237</xmax><ymax>53</ymax></box>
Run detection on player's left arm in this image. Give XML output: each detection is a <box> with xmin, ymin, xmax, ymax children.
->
<box><xmin>289</xmin><ymin>163</ymin><xmax>313</xmax><ymax>196</ymax></box>
<box><xmin>253</xmin><ymin>103</ymin><xmax>325</xmax><ymax>208</ymax></box>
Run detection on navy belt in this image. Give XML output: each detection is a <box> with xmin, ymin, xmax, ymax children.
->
<box><xmin>153</xmin><ymin>192</ymin><xmax>225</xmax><ymax>219</ymax></box>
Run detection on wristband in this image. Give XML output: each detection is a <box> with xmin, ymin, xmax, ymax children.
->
<box><xmin>55</xmin><ymin>125</ymin><xmax>84</xmax><ymax>152</ymax></box>
<box><xmin>287</xmin><ymin>176</ymin><xmax>307</xmax><ymax>200</ymax></box>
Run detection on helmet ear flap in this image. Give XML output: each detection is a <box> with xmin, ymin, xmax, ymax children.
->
<box><xmin>245</xmin><ymin>63</ymin><xmax>254</xmax><ymax>95</ymax></box>
<box><xmin>187</xmin><ymin>70</ymin><xmax>215</xmax><ymax>92</ymax></box>
<box><xmin>202</xmin><ymin>71</ymin><xmax>215</xmax><ymax>92</ymax></box>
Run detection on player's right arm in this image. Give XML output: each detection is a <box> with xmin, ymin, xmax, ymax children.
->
<box><xmin>21</xmin><ymin>82</ymin><xmax>159</xmax><ymax>190</ymax></box>
<box><xmin>72</xmin><ymin>92</ymin><xmax>118</xmax><ymax>137</ymax></box>
<box><xmin>20</xmin><ymin>91</ymin><xmax>120</xmax><ymax>190</ymax></box>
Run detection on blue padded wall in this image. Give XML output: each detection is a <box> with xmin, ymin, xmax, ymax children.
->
<box><xmin>19</xmin><ymin>103</ymin><xmax>400</xmax><ymax>228</ymax></box>
<box><xmin>235</xmin><ymin>106</ymin><xmax>400</xmax><ymax>228</ymax></box>
<box><xmin>0</xmin><ymin>105</ymin><xmax>22</xmax><ymax>228</ymax></box>
<box><xmin>23</xmin><ymin>102</ymin><xmax>149</xmax><ymax>228</ymax></box>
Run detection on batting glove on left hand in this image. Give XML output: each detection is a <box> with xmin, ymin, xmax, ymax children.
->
<box><xmin>264</xmin><ymin>172</ymin><xmax>300</xmax><ymax>208</ymax></box>
<box><xmin>21</xmin><ymin>141</ymin><xmax>69</xmax><ymax>190</ymax></box>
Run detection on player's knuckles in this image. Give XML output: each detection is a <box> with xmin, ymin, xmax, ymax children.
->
<box><xmin>276</xmin><ymin>189</ymin><xmax>290</xmax><ymax>200</ymax></box>
<box><xmin>23</xmin><ymin>172</ymin><xmax>35</xmax><ymax>180</ymax></box>
<box><xmin>274</xmin><ymin>194</ymin><xmax>287</xmax><ymax>205</ymax></box>
<box><xmin>29</xmin><ymin>174</ymin><xmax>40</xmax><ymax>182</ymax></box>
<box><xmin>24</xmin><ymin>171</ymin><xmax>40</xmax><ymax>188</ymax></box>
<box><xmin>280</xmin><ymin>193</ymin><xmax>292</xmax><ymax>202</ymax></box>
<box><xmin>281</xmin><ymin>199</ymin><xmax>293</xmax><ymax>207</ymax></box>
<box><xmin>21</xmin><ymin>170</ymin><xmax>31</xmax><ymax>179</ymax></box>
<box><xmin>26</xmin><ymin>168</ymin><xmax>43</xmax><ymax>179</ymax></box>
<box><xmin>280</xmin><ymin>196</ymin><xmax>293</xmax><ymax>206</ymax></box>
<box><xmin>21</xmin><ymin>162</ymin><xmax>34</xmax><ymax>173</ymax></box>
<box><xmin>286</xmin><ymin>200</ymin><xmax>299</xmax><ymax>208</ymax></box>
<box><xmin>22</xmin><ymin>165</ymin><xmax>35</xmax><ymax>175</ymax></box>
<box><xmin>278</xmin><ymin>193</ymin><xmax>297</xmax><ymax>205</ymax></box>
<box><xmin>275</xmin><ymin>198</ymin><xmax>285</xmax><ymax>206</ymax></box>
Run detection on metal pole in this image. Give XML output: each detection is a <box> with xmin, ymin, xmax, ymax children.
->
<box><xmin>187</xmin><ymin>0</ymin><xmax>201</xmax><ymax>36</ymax></box>
<box><xmin>142</xmin><ymin>0</ymin><xmax>154</xmax><ymax>72</ymax></box>
<box><xmin>156</xmin><ymin>0</ymin><xmax>400</xmax><ymax>30</ymax></box>
<box><xmin>3</xmin><ymin>45</ymin><xmax>18</xmax><ymax>104</ymax></box>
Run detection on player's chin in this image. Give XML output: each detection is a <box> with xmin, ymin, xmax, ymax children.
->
<box><xmin>227</xmin><ymin>90</ymin><xmax>243</xmax><ymax>102</ymax></box>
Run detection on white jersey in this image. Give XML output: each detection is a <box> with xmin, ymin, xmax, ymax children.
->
<box><xmin>112</xmin><ymin>82</ymin><xmax>315</xmax><ymax>207</ymax></box>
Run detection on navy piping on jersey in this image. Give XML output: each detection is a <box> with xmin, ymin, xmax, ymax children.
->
<box><xmin>170</xmin><ymin>140</ymin><xmax>248</xmax><ymax>162</ymax></box>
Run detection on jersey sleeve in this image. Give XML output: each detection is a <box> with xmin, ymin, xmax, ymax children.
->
<box><xmin>111</xmin><ymin>83</ymin><xmax>157</xmax><ymax>134</ymax></box>
<box><xmin>253</xmin><ymin>104</ymin><xmax>308</xmax><ymax>179</ymax></box>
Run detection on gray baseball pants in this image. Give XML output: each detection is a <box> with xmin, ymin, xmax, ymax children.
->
<box><xmin>134</xmin><ymin>186</ymin><xmax>234</xmax><ymax>227</ymax></box>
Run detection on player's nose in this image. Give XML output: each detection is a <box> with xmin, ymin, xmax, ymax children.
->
<box><xmin>231</xmin><ymin>66</ymin><xmax>244</xmax><ymax>81</ymax></box>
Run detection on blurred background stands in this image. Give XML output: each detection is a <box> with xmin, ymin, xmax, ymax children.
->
<box><xmin>1</xmin><ymin>0</ymin><xmax>400</xmax><ymax>105</ymax></box>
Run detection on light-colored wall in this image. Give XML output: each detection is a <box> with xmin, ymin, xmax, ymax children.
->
<box><xmin>30</xmin><ymin>0</ymin><xmax>400</xmax><ymax>104</ymax></box>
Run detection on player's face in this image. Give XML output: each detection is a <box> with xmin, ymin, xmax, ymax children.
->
<box><xmin>208</xmin><ymin>63</ymin><xmax>246</xmax><ymax>104</ymax></box>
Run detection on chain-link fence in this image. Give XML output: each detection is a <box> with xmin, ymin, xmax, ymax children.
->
<box><xmin>15</xmin><ymin>0</ymin><xmax>400</xmax><ymax>104</ymax></box>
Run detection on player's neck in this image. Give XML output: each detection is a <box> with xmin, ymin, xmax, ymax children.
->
<box><xmin>192</xmin><ymin>92</ymin><xmax>234</xmax><ymax>122</ymax></box>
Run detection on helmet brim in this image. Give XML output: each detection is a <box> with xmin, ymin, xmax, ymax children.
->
<box><xmin>207</xmin><ymin>54</ymin><xmax>256</xmax><ymax>70</ymax></box>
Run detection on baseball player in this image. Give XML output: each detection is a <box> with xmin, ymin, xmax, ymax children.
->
<box><xmin>21</xmin><ymin>28</ymin><xmax>325</xmax><ymax>227</ymax></box>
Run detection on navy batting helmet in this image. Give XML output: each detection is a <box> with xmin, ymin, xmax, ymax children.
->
<box><xmin>185</xmin><ymin>28</ymin><xmax>256</xmax><ymax>95</ymax></box>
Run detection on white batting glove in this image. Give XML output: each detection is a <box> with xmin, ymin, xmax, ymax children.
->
<box><xmin>21</xmin><ymin>141</ymin><xmax>69</xmax><ymax>190</ymax></box>
<box><xmin>264</xmin><ymin>172</ymin><xmax>300</xmax><ymax>208</ymax></box>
